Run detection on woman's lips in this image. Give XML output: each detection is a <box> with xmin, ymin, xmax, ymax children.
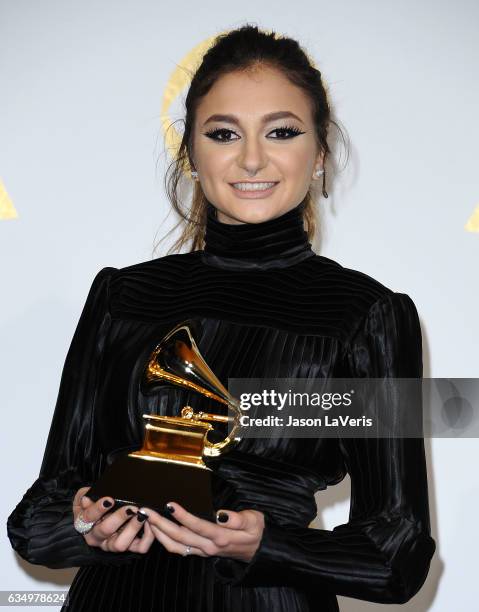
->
<box><xmin>229</xmin><ymin>182</ymin><xmax>279</xmax><ymax>199</ymax></box>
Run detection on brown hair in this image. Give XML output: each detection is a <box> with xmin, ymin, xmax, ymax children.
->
<box><xmin>155</xmin><ymin>24</ymin><xmax>348</xmax><ymax>256</ymax></box>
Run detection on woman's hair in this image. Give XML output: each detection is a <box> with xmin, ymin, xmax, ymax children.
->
<box><xmin>156</xmin><ymin>23</ymin><xmax>348</xmax><ymax>256</ymax></box>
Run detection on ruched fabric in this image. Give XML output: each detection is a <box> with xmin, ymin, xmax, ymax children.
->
<box><xmin>7</xmin><ymin>199</ymin><xmax>435</xmax><ymax>611</ymax></box>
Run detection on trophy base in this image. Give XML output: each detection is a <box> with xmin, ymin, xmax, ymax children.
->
<box><xmin>86</xmin><ymin>453</ymin><xmax>216</xmax><ymax>521</ymax></box>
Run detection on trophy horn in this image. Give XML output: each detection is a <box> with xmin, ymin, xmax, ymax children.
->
<box><xmin>142</xmin><ymin>320</ymin><xmax>243</xmax><ymax>457</ymax></box>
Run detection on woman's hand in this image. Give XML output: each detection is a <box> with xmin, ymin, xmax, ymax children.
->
<box><xmin>72</xmin><ymin>486</ymin><xmax>155</xmax><ymax>554</ymax></box>
<box><xmin>140</xmin><ymin>502</ymin><xmax>265</xmax><ymax>562</ymax></box>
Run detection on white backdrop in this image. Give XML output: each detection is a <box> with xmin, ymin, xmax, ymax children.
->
<box><xmin>1</xmin><ymin>0</ymin><xmax>478</xmax><ymax>610</ymax></box>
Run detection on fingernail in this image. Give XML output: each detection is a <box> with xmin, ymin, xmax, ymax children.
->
<box><xmin>125</xmin><ymin>508</ymin><xmax>136</xmax><ymax>516</ymax></box>
<box><xmin>165</xmin><ymin>503</ymin><xmax>175</xmax><ymax>514</ymax></box>
<box><xmin>103</xmin><ymin>499</ymin><xmax>112</xmax><ymax>508</ymax></box>
<box><xmin>217</xmin><ymin>512</ymin><xmax>229</xmax><ymax>523</ymax></box>
<box><xmin>137</xmin><ymin>511</ymin><xmax>148</xmax><ymax>522</ymax></box>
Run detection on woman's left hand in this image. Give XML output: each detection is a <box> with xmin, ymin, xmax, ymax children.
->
<box><xmin>141</xmin><ymin>502</ymin><xmax>265</xmax><ymax>562</ymax></box>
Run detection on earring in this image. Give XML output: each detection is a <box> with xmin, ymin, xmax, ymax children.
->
<box><xmin>191</xmin><ymin>170</ymin><xmax>198</xmax><ymax>179</ymax></box>
<box><xmin>315</xmin><ymin>168</ymin><xmax>324</xmax><ymax>178</ymax></box>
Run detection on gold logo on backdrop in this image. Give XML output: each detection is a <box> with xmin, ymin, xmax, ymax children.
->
<box><xmin>465</xmin><ymin>205</ymin><xmax>479</xmax><ymax>233</ymax></box>
<box><xmin>0</xmin><ymin>179</ymin><xmax>18</xmax><ymax>220</ymax></box>
<box><xmin>160</xmin><ymin>34</ymin><xmax>219</xmax><ymax>163</ymax></box>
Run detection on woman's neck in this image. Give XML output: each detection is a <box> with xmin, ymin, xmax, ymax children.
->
<box><xmin>200</xmin><ymin>198</ymin><xmax>315</xmax><ymax>271</ymax></box>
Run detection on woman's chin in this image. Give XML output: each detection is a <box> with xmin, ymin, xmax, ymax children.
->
<box><xmin>215</xmin><ymin>201</ymin><xmax>286</xmax><ymax>225</ymax></box>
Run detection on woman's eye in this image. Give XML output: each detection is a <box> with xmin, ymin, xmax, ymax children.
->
<box><xmin>268</xmin><ymin>126</ymin><xmax>305</xmax><ymax>139</ymax></box>
<box><xmin>203</xmin><ymin>128</ymin><xmax>239</xmax><ymax>142</ymax></box>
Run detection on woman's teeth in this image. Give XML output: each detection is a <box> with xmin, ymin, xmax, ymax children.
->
<box><xmin>232</xmin><ymin>182</ymin><xmax>277</xmax><ymax>192</ymax></box>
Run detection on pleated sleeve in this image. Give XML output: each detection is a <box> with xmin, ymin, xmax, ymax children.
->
<box><xmin>212</xmin><ymin>291</ymin><xmax>436</xmax><ymax>604</ymax></box>
<box><xmin>6</xmin><ymin>267</ymin><xmax>143</xmax><ymax>569</ymax></box>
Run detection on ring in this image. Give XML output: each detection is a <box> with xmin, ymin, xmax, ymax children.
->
<box><xmin>74</xmin><ymin>512</ymin><xmax>96</xmax><ymax>535</ymax></box>
<box><xmin>182</xmin><ymin>545</ymin><xmax>192</xmax><ymax>556</ymax></box>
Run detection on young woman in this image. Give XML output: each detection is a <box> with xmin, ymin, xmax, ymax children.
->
<box><xmin>7</xmin><ymin>25</ymin><xmax>436</xmax><ymax>611</ymax></box>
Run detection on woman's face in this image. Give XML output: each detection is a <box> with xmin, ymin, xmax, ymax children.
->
<box><xmin>192</xmin><ymin>64</ymin><xmax>324</xmax><ymax>225</ymax></box>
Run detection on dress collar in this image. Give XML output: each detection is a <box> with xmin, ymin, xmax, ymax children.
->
<box><xmin>200</xmin><ymin>199</ymin><xmax>315</xmax><ymax>271</ymax></box>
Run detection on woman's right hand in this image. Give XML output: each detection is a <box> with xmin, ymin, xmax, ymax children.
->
<box><xmin>73</xmin><ymin>486</ymin><xmax>155</xmax><ymax>554</ymax></box>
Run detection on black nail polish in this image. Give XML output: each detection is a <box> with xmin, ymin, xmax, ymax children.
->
<box><xmin>165</xmin><ymin>504</ymin><xmax>175</xmax><ymax>514</ymax></box>
<box><xmin>217</xmin><ymin>512</ymin><xmax>229</xmax><ymax>523</ymax></box>
<box><xmin>125</xmin><ymin>508</ymin><xmax>136</xmax><ymax>516</ymax></box>
<box><xmin>103</xmin><ymin>500</ymin><xmax>112</xmax><ymax>508</ymax></box>
<box><xmin>137</xmin><ymin>510</ymin><xmax>148</xmax><ymax>522</ymax></box>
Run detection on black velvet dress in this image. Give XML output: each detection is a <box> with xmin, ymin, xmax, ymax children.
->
<box><xmin>7</xmin><ymin>199</ymin><xmax>436</xmax><ymax>611</ymax></box>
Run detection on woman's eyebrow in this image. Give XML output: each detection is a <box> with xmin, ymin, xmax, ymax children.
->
<box><xmin>202</xmin><ymin>111</ymin><xmax>305</xmax><ymax>127</ymax></box>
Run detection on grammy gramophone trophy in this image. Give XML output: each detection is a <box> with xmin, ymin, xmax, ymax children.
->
<box><xmin>86</xmin><ymin>320</ymin><xmax>244</xmax><ymax>521</ymax></box>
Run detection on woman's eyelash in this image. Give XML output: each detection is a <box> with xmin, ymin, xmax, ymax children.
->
<box><xmin>274</xmin><ymin>125</ymin><xmax>305</xmax><ymax>137</ymax></box>
<box><xmin>203</xmin><ymin>125</ymin><xmax>305</xmax><ymax>141</ymax></box>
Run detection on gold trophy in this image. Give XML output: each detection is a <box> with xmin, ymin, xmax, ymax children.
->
<box><xmin>86</xmin><ymin>320</ymin><xmax>244</xmax><ymax>521</ymax></box>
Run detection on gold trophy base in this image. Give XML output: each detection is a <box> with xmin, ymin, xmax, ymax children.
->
<box><xmin>86</xmin><ymin>452</ymin><xmax>217</xmax><ymax>521</ymax></box>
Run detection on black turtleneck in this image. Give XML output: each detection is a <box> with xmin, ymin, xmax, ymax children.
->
<box><xmin>7</xmin><ymin>199</ymin><xmax>435</xmax><ymax>612</ymax></box>
<box><xmin>201</xmin><ymin>199</ymin><xmax>315</xmax><ymax>270</ymax></box>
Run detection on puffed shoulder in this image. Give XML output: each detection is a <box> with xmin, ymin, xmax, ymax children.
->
<box><xmin>343</xmin><ymin>291</ymin><xmax>423</xmax><ymax>379</ymax></box>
